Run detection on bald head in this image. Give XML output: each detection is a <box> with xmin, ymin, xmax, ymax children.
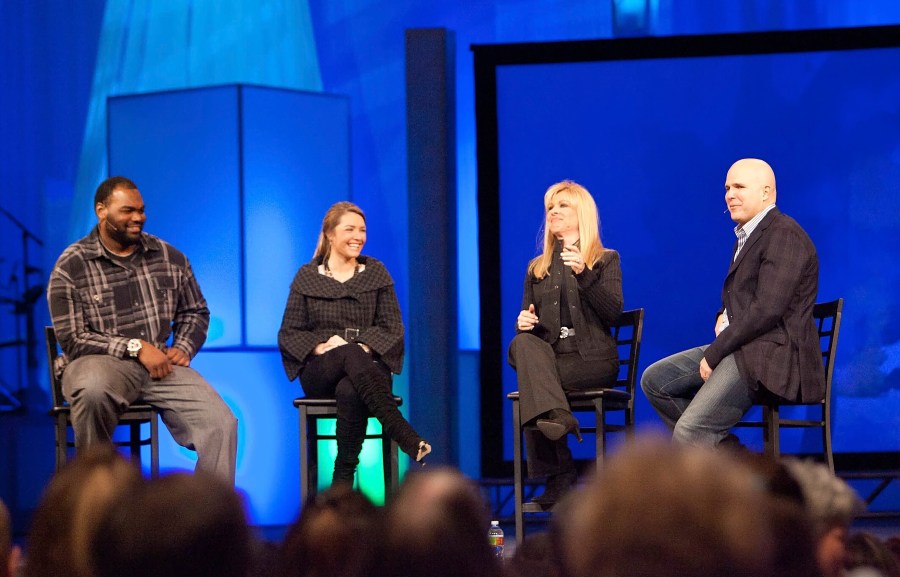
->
<box><xmin>724</xmin><ymin>158</ymin><xmax>777</xmax><ymax>225</ymax></box>
<box><xmin>730</xmin><ymin>158</ymin><xmax>776</xmax><ymax>188</ymax></box>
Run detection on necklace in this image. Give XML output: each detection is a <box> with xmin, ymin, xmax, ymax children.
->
<box><xmin>323</xmin><ymin>259</ymin><xmax>360</xmax><ymax>279</ymax></box>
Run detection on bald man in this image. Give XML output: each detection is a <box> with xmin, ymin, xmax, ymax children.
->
<box><xmin>641</xmin><ymin>159</ymin><xmax>824</xmax><ymax>447</ymax></box>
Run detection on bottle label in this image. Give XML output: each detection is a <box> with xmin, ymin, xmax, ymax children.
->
<box><xmin>489</xmin><ymin>535</ymin><xmax>504</xmax><ymax>557</ymax></box>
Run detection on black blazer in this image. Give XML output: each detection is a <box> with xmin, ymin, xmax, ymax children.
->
<box><xmin>704</xmin><ymin>208</ymin><xmax>824</xmax><ymax>402</ymax></box>
<box><xmin>518</xmin><ymin>249</ymin><xmax>623</xmax><ymax>363</ymax></box>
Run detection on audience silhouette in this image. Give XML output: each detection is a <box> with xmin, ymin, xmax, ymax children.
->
<box><xmin>845</xmin><ymin>532</ymin><xmax>900</xmax><ymax>577</ymax></box>
<box><xmin>561</xmin><ymin>438</ymin><xmax>798</xmax><ymax>577</ymax></box>
<box><xmin>279</xmin><ymin>483</ymin><xmax>382</xmax><ymax>577</ymax></box>
<box><xmin>93</xmin><ymin>471</ymin><xmax>251</xmax><ymax>577</ymax></box>
<box><xmin>783</xmin><ymin>458</ymin><xmax>867</xmax><ymax>577</ymax></box>
<box><xmin>11</xmin><ymin>434</ymin><xmax>898</xmax><ymax>577</ymax></box>
<box><xmin>376</xmin><ymin>467</ymin><xmax>501</xmax><ymax>577</ymax></box>
<box><xmin>23</xmin><ymin>444</ymin><xmax>142</xmax><ymax>577</ymax></box>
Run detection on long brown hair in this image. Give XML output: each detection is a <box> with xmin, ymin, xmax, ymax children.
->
<box><xmin>527</xmin><ymin>180</ymin><xmax>605</xmax><ymax>279</ymax></box>
<box><xmin>313</xmin><ymin>201</ymin><xmax>366</xmax><ymax>262</ymax></box>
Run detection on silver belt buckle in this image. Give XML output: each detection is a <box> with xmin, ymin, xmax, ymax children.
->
<box><xmin>560</xmin><ymin>326</ymin><xmax>572</xmax><ymax>339</ymax></box>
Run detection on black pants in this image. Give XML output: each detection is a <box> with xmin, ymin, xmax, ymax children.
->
<box><xmin>300</xmin><ymin>344</ymin><xmax>423</xmax><ymax>483</ymax></box>
<box><xmin>508</xmin><ymin>332</ymin><xmax>618</xmax><ymax>478</ymax></box>
<box><xmin>300</xmin><ymin>345</ymin><xmax>392</xmax><ymax>483</ymax></box>
<box><xmin>300</xmin><ymin>343</ymin><xmax>392</xmax><ymax>398</ymax></box>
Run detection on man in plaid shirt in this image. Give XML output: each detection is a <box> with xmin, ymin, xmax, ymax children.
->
<box><xmin>47</xmin><ymin>176</ymin><xmax>237</xmax><ymax>483</ymax></box>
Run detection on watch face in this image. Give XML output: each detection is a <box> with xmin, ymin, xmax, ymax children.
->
<box><xmin>127</xmin><ymin>339</ymin><xmax>141</xmax><ymax>356</ymax></box>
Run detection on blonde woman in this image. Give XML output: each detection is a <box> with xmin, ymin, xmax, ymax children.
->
<box><xmin>508</xmin><ymin>180</ymin><xmax>623</xmax><ymax>506</ymax></box>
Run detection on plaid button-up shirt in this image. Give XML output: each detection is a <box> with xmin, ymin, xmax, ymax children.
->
<box><xmin>47</xmin><ymin>226</ymin><xmax>209</xmax><ymax>364</ymax></box>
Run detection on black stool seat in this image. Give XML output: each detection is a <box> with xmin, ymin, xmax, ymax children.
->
<box><xmin>507</xmin><ymin>388</ymin><xmax>630</xmax><ymax>404</ymax></box>
<box><xmin>294</xmin><ymin>396</ymin><xmax>402</xmax><ymax>408</ymax></box>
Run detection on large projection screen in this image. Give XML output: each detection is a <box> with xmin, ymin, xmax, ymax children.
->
<box><xmin>474</xmin><ymin>25</ymin><xmax>900</xmax><ymax>476</ymax></box>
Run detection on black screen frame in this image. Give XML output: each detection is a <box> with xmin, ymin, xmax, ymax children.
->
<box><xmin>473</xmin><ymin>24</ymin><xmax>900</xmax><ymax>478</ymax></box>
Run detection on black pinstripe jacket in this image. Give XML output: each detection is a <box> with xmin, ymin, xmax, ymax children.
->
<box><xmin>704</xmin><ymin>208</ymin><xmax>823</xmax><ymax>402</ymax></box>
<box><xmin>278</xmin><ymin>256</ymin><xmax>404</xmax><ymax>379</ymax></box>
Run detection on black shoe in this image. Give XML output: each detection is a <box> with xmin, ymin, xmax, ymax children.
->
<box><xmin>536</xmin><ymin>410</ymin><xmax>583</xmax><ymax>442</ymax></box>
<box><xmin>529</xmin><ymin>471</ymin><xmax>577</xmax><ymax>507</ymax></box>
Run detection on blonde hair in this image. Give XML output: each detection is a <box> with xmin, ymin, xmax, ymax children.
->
<box><xmin>527</xmin><ymin>180</ymin><xmax>605</xmax><ymax>279</ymax></box>
<box><xmin>313</xmin><ymin>201</ymin><xmax>366</xmax><ymax>262</ymax></box>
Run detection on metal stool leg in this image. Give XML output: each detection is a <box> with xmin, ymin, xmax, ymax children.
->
<box><xmin>594</xmin><ymin>397</ymin><xmax>606</xmax><ymax>472</ymax></box>
<box><xmin>380</xmin><ymin>425</ymin><xmax>392</xmax><ymax>501</ymax></box>
<box><xmin>823</xmin><ymin>408</ymin><xmax>834</xmax><ymax>473</ymax></box>
<box><xmin>309</xmin><ymin>415</ymin><xmax>320</xmax><ymax>495</ymax></box>
<box><xmin>56</xmin><ymin>415</ymin><xmax>68</xmax><ymax>471</ymax></box>
<box><xmin>129</xmin><ymin>422</ymin><xmax>142</xmax><ymax>468</ymax></box>
<box><xmin>299</xmin><ymin>405</ymin><xmax>310</xmax><ymax>503</ymax></box>
<box><xmin>149</xmin><ymin>412</ymin><xmax>159</xmax><ymax>479</ymax></box>
<box><xmin>512</xmin><ymin>397</ymin><xmax>524</xmax><ymax>544</ymax></box>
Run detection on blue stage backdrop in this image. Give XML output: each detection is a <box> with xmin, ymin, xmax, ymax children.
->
<box><xmin>475</xmin><ymin>25</ymin><xmax>900</xmax><ymax>471</ymax></box>
<box><xmin>108</xmin><ymin>84</ymin><xmax>362</xmax><ymax>524</ymax></box>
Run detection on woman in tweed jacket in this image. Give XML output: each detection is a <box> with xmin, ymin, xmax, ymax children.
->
<box><xmin>508</xmin><ymin>180</ymin><xmax>623</xmax><ymax>507</ymax></box>
<box><xmin>278</xmin><ymin>202</ymin><xmax>431</xmax><ymax>484</ymax></box>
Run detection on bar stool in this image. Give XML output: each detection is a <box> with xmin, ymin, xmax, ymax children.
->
<box><xmin>45</xmin><ymin>326</ymin><xmax>159</xmax><ymax>477</ymax></box>
<box><xmin>735</xmin><ymin>298</ymin><xmax>844</xmax><ymax>472</ymax></box>
<box><xmin>294</xmin><ymin>395</ymin><xmax>402</xmax><ymax>503</ymax></box>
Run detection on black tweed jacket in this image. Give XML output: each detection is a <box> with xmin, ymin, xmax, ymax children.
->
<box><xmin>278</xmin><ymin>256</ymin><xmax>404</xmax><ymax>379</ymax></box>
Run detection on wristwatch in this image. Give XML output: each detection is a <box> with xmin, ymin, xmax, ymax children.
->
<box><xmin>127</xmin><ymin>338</ymin><xmax>142</xmax><ymax>358</ymax></box>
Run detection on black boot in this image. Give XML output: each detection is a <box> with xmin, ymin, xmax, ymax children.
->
<box><xmin>530</xmin><ymin>470</ymin><xmax>577</xmax><ymax>507</ymax></box>
<box><xmin>332</xmin><ymin>415</ymin><xmax>367</xmax><ymax>484</ymax></box>
<box><xmin>352</xmin><ymin>367</ymin><xmax>428</xmax><ymax>461</ymax></box>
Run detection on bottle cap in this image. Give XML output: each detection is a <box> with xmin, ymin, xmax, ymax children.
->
<box><xmin>490</xmin><ymin>520</ymin><xmax>499</xmax><ymax>526</ymax></box>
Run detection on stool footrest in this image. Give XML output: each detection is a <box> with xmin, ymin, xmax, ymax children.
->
<box><xmin>294</xmin><ymin>396</ymin><xmax>402</xmax><ymax>408</ymax></box>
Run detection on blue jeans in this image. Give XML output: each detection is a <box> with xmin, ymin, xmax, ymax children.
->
<box><xmin>640</xmin><ymin>346</ymin><xmax>754</xmax><ymax>447</ymax></box>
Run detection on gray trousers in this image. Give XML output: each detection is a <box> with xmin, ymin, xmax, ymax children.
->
<box><xmin>62</xmin><ymin>354</ymin><xmax>238</xmax><ymax>484</ymax></box>
<box><xmin>508</xmin><ymin>332</ymin><xmax>617</xmax><ymax>478</ymax></box>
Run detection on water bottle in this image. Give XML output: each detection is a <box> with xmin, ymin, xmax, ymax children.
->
<box><xmin>488</xmin><ymin>520</ymin><xmax>504</xmax><ymax>558</ymax></box>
